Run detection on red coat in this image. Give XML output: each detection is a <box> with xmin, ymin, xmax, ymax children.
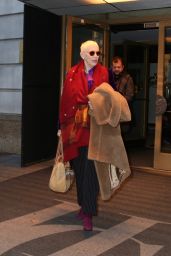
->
<box><xmin>60</xmin><ymin>60</ymin><xmax>108</xmax><ymax>161</ymax></box>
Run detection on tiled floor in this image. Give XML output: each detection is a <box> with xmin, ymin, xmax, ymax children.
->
<box><xmin>0</xmin><ymin>146</ymin><xmax>155</xmax><ymax>184</ymax></box>
<box><xmin>0</xmin><ymin>153</ymin><xmax>54</xmax><ymax>182</ymax></box>
<box><xmin>1</xmin><ymin>161</ymin><xmax>171</xmax><ymax>255</ymax></box>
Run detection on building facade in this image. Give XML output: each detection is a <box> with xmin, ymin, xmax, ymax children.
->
<box><xmin>1</xmin><ymin>0</ymin><xmax>171</xmax><ymax>173</ymax></box>
<box><xmin>0</xmin><ymin>0</ymin><xmax>24</xmax><ymax>154</ymax></box>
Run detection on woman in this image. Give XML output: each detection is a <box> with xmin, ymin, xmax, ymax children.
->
<box><xmin>59</xmin><ymin>40</ymin><xmax>108</xmax><ymax>231</ymax></box>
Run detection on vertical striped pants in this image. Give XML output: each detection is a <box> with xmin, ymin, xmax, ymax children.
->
<box><xmin>70</xmin><ymin>146</ymin><xmax>99</xmax><ymax>216</ymax></box>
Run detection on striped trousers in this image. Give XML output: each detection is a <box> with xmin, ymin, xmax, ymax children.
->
<box><xmin>70</xmin><ymin>146</ymin><xmax>99</xmax><ymax>216</ymax></box>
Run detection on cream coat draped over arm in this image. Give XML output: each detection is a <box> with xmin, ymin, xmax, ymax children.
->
<box><xmin>88</xmin><ymin>82</ymin><xmax>131</xmax><ymax>200</ymax></box>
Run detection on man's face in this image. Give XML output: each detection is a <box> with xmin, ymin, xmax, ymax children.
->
<box><xmin>112</xmin><ymin>60</ymin><xmax>124</xmax><ymax>75</ymax></box>
<box><xmin>83</xmin><ymin>44</ymin><xmax>100</xmax><ymax>69</ymax></box>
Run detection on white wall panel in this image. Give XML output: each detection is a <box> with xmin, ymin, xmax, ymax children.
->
<box><xmin>0</xmin><ymin>91</ymin><xmax>22</xmax><ymax>114</ymax></box>
<box><xmin>0</xmin><ymin>65</ymin><xmax>22</xmax><ymax>89</ymax></box>
<box><xmin>0</xmin><ymin>40</ymin><xmax>21</xmax><ymax>64</ymax></box>
<box><xmin>0</xmin><ymin>14</ymin><xmax>24</xmax><ymax>40</ymax></box>
<box><xmin>0</xmin><ymin>0</ymin><xmax>24</xmax><ymax>15</ymax></box>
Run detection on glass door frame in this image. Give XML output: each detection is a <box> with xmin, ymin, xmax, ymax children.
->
<box><xmin>112</xmin><ymin>41</ymin><xmax>149</xmax><ymax>142</ymax></box>
<box><xmin>154</xmin><ymin>21</ymin><xmax>171</xmax><ymax>171</ymax></box>
<box><xmin>124</xmin><ymin>41</ymin><xmax>149</xmax><ymax>142</ymax></box>
<box><xmin>64</xmin><ymin>16</ymin><xmax>109</xmax><ymax>74</ymax></box>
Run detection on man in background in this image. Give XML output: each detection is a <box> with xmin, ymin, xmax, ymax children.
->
<box><xmin>109</xmin><ymin>56</ymin><xmax>134</xmax><ymax>103</ymax></box>
<box><xmin>109</xmin><ymin>56</ymin><xmax>135</xmax><ymax>134</ymax></box>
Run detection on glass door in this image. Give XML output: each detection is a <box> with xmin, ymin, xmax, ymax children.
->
<box><xmin>125</xmin><ymin>42</ymin><xmax>149</xmax><ymax>142</ymax></box>
<box><xmin>113</xmin><ymin>42</ymin><xmax>149</xmax><ymax>142</ymax></box>
<box><xmin>64</xmin><ymin>16</ymin><xmax>109</xmax><ymax>74</ymax></box>
<box><xmin>154</xmin><ymin>21</ymin><xmax>171</xmax><ymax>170</ymax></box>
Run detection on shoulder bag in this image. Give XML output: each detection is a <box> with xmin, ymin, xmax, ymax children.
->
<box><xmin>49</xmin><ymin>134</ymin><xmax>74</xmax><ymax>193</ymax></box>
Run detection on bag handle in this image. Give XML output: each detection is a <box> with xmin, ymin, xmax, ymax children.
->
<box><xmin>55</xmin><ymin>135</ymin><xmax>64</xmax><ymax>163</ymax></box>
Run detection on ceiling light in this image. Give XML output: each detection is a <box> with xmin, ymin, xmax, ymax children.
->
<box><xmin>106</xmin><ymin>0</ymin><xmax>139</xmax><ymax>3</ymax></box>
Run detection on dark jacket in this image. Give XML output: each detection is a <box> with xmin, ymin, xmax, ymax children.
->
<box><xmin>109</xmin><ymin>68</ymin><xmax>134</xmax><ymax>102</ymax></box>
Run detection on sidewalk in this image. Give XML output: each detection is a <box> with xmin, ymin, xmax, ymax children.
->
<box><xmin>0</xmin><ymin>154</ymin><xmax>171</xmax><ymax>255</ymax></box>
<box><xmin>0</xmin><ymin>153</ymin><xmax>54</xmax><ymax>182</ymax></box>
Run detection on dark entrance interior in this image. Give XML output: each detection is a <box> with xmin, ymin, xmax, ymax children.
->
<box><xmin>110</xmin><ymin>24</ymin><xmax>159</xmax><ymax>168</ymax></box>
<box><xmin>21</xmin><ymin>6</ymin><xmax>62</xmax><ymax>166</ymax></box>
<box><xmin>71</xmin><ymin>22</ymin><xmax>159</xmax><ymax>169</ymax></box>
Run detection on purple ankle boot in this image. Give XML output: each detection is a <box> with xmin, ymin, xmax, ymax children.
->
<box><xmin>83</xmin><ymin>214</ymin><xmax>93</xmax><ymax>231</ymax></box>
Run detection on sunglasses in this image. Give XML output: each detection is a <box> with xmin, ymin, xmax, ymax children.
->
<box><xmin>89</xmin><ymin>51</ymin><xmax>101</xmax><ymax>56</ymax></box>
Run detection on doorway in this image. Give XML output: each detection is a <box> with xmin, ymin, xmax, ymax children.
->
<box><xmin>110</xmin><ymin>25</ymin><xmax>159</xmax><ymax>169</ymax></box>
<box><xmin>66</xmin><ymin>18</ymin><xmax>171</xmax><ymax>172</ymax></box>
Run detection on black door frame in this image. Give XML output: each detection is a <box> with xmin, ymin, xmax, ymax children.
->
<box><xmin>21</xmin><ymin>5</ymin><xmax>62</xmax><ymax>166</ymax></box>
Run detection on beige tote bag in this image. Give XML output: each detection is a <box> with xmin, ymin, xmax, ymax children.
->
<box><xmin>49</xmin><ymin>135</ymin><xmax>74</xmax><ymax>193</ymax></box>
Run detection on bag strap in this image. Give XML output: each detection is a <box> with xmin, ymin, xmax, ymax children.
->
<box><xmin>55</xmin><ymin>135</ymin><xmax>64</xmax><ymax>163</ymax></box>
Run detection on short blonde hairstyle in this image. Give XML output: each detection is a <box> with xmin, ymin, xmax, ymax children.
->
<box><xmin>80</xmin><ymin>40</ymin><xmax>99</xmax><ymax>54</ymax></box>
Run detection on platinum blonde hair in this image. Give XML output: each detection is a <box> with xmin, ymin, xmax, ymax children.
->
<box><xmin>80</xmin><ymin>40</ymin><xmax>99</xmax><ymax>54</ymax></box>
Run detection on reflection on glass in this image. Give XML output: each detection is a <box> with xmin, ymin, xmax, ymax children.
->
<box><xmin>72</xmin><ymin>24</ymin><xmax>103</xmax><ymax>65</ymax></box>
<box><xmin>114</xmin><ymin>44</ymin><xmax>148</xmax><ymax>141</ymax></box>
<box><xmin>161</xmin><ymin>27</ymin><xmax>171</xmax><ymax>152</ymax></box>
<box><xmin>126</xmin><ymin>45</ymin><xmax>147</xmax><ymax>140</ymax></box>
